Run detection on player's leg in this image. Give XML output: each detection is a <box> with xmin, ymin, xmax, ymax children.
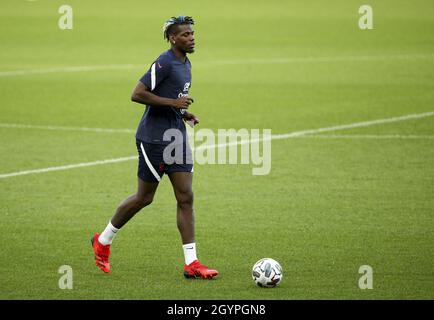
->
<box><xmin>92</xmin><ymin>140</ymin><xmax>162</xmax><ymax>273</ymax></box>
<box><xmin>110</xmin><ymin>178</ymin><xmax>158</xmax><ymax>229</ymax></box>
<box><xmin>99</xmin><ymin>142</ymin><xmax>161</xmax><ymax>244</ymax></box>
<box><xmin>98</xmin><ymin>176</ymin><xmax>157</xmax><ymax>245</ymax></box>
<box><xmin>168</xmin><ymin>171</ymin><xmax>195</xmax><ymax>245</ymax></box>
<box><xmin>91</xmin><ymin>178</ymin><xmax>158</xmax><ymax>273</ymax></box>
<box><xmin>168</xmin><ymin>171</ymin><xmax>218</xmax><ymax>279</ymax></box>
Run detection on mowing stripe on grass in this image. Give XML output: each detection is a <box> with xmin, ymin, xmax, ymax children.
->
<box><xmin>0</xmin><ymin>111</ymin><xmax>433</xmax><ymax>179</ymax></box>
<box><xmin>1</xmin><ymin>54</ymin><xmax>433</xmax><ymax>77</ymax></box>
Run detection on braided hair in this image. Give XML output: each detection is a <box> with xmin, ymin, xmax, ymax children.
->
<box><xmin>163</xmin><ymin>16</ymin><xmax>195</xmax><ymax>42</ymax></box>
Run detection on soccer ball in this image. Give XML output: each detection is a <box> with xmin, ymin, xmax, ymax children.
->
<box><xmin>252</xmin><ymin>258</ymin><xmax>283</xmax><ymax>288</ymax></box>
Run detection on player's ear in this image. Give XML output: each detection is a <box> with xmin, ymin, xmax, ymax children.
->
<box><xmin>169</xmin><ymin>34</ymin><xmax>176</xmax><ymax>45</ymax></box>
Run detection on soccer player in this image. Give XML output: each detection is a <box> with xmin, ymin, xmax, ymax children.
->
<box><xmin>91</xmin><ymin>16</ymin><xmax>218</xmax><ymax>279</ymax></box>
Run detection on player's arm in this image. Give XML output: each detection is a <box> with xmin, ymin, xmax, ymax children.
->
<box><xmin>131</xmin><ymin>81</ymin><xmax>193</xmax><ymax>109</ymax></box>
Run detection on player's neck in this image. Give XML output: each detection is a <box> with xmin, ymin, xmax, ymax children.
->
<box><xmin>170</xmin><ymin>47</ymin><xmax>187</xmax><ymax>63</ymax></box>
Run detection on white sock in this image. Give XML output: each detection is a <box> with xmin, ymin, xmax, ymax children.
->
<box><xmin>98</xmin><ymin>221</ymin><xmax>119</xmax><ymax>245</ymax></box>
<box><xmin>183</xmin><ymin>243</ymin><xmax>198</xmax><ymax>265</ymax></box>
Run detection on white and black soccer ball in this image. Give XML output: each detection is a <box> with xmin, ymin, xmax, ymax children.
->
<box><xmin>252</xmin><ymin>258</ymin><xmax>283</xmax><ymax>288</ymax></box>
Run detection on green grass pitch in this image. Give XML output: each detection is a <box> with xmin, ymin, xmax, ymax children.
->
<box><xmin>0</xmin><ymin>0</ymin><xmax>433</xmax><ymax>299</ymax></box>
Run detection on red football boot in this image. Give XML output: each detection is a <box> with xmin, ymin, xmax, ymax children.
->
<box><xmin>184</xmin><ymin>260</ymin><xmax>219</xmax><ymax>279</ymax></box>
<box><xmin>91</xmin><ymin>233</ymin><xmax>110</xmax><ymax>273</ymax></box>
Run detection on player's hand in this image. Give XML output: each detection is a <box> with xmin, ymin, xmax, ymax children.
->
<box><xmin>172</xmin><ymin>96</ymin><xmax>194</xmax><ymax>109</ymax></box>
<box><xmin>183</xmin><ymin>112</ymin><xmax>200</xmax><ymax>127</ymax></box>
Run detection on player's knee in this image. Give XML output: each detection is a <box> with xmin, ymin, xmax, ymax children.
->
<box><xmin>176</xmin><ymin>190</ymin><xmax>194</xmax><ymax>208</ymax></box>
<box><xmin>137</xmin><ymin>193</ymin><xmax>154</xmax><ymax>208</ymax></box>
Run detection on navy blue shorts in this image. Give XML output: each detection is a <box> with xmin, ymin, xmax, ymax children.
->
<box><xmin>136</xmin><ymin>140</ymin><xmax>194</xmax><ymax>183</ymax></box>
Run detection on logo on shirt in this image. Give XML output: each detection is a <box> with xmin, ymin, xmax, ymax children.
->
<box><xmin>183</xmin><ymin>82</ymin><xmax>191</xmax><ymax>92</ymax></box>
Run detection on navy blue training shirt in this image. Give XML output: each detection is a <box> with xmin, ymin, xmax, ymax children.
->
<box><xmin>135</xmin><ymin>49</ymin><xmax>192</xmax><ymax>145</ymax></box>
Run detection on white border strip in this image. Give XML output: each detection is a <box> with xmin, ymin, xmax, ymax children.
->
<box><xmin>139</xmin><ymin>143</ymin><xmax>161</xmax><ymax>182</ymax></box>
<box><xmin>150</xmin><ymin>63</ymin><xmax>156</xmax><ymax>91</ymax></box>
<box><xmin>0</xmin><ymin>111</ymin><xmax>433</xmax><ymax>179</ymax></box>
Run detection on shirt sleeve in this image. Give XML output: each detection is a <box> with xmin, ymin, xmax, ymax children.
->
<box><xmin>139</xmin><ymin>56</ymin><xmax>172</xmax><ymax>91</ymax></box>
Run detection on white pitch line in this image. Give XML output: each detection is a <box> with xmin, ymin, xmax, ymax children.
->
<box><xmin>2</xmin><ymin>111</ymin><xmax>433</xmax><ymax>136</ymax></box>
<box><xmin>197</xmin><ymin>54</ymin><xmax>434</xmax><ymax>66</ymax></box>
<box><xmin>0</xmin><ymin>64</ymin><xmax>140</xmax><ymax>77</ymax></box>
<box><xmin>0</xmin><ymin>156</ymin><xmax>137</xmax><ymax>179</ymax></box>
<box><xmin>0</xmin><ymin>111</ymin><xmax>433</xmax><ymax>179</ymax></box>
<box><xmin>0</xmin><ymin>123</ymin><xmax>135</xmax><ymax>134</ymax></box>
<box><xmin>271</xmin><ymin>111</ymin><xmax>434</xmax><ymax>139</ymax></box>
<box><xmin>295</xmin><ymin>134</ymin><xmax>434</xmax><ymax>140</ymax></box>
<box><xmin>1</xmin><ymin>54</ymin><xmax>433</xmax><ymax>77</ymax></box>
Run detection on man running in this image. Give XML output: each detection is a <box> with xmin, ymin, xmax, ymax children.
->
<box><xmin>91</xmin><ymin>16</ymin><xmax>218</xmax><ymax>279</ymax></box>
